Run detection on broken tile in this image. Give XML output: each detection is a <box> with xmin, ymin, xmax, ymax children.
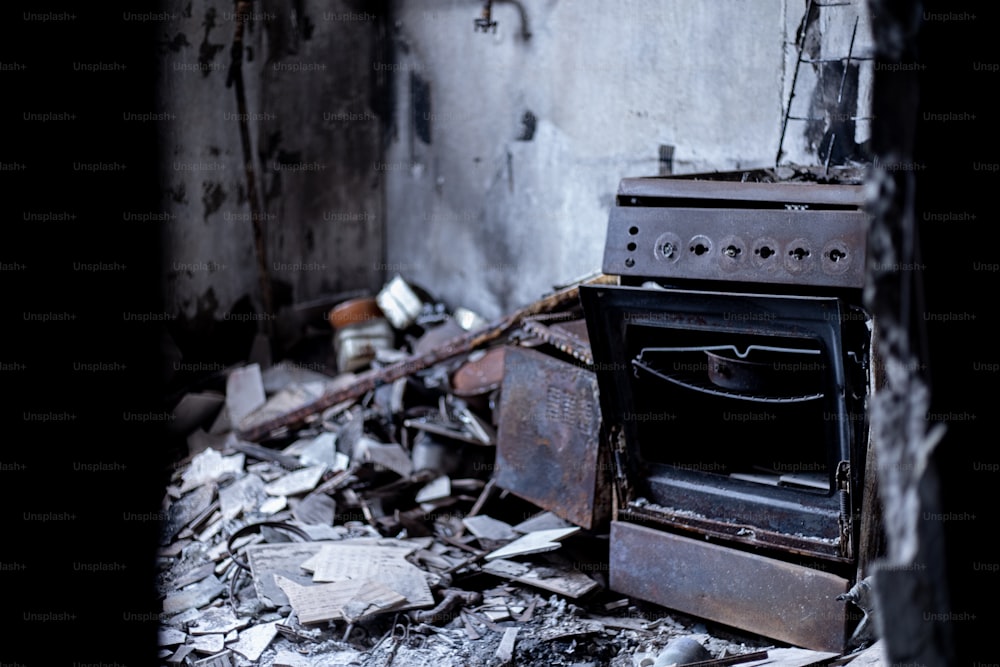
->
<box><xmin>171</xmin><ymin>562</ymin><xmax>216</xmax><ymax>590</ymax></box>
<box><xmin>167</xmin><ymin>645</ymin><xmax>195</xmax><ymax>666</ymax></box>
<box><xmin>262</xmin><ymin>362</ymin><xmax>336</xmax><ymax>394</ymax></box>
<box><xmin>188</xmin><ymin>607</ymin><xmax>248</xmax><ymax>636</ymax></box>
<box><xmin>165</xmin><ymin>607</ymin><xmax>202</xmax><ymax>627</ymax></box>
<box><xmin>196</xmin><ymin>512</ymin><xmax>224</xmax><ymax>542</ymax></box>
<box><xmin>226</xmin><ymin>363</ymin><xmax>266</xmax><ymax>426</ymax></box>
<box><xmin>178</xmin><ymin>498</ymin><xmax>221</xmax><ymax>539</ymax></box>
<box><xmin>218</xmin><ymin>474</ymin><xmax>267</xmax><ymax>521</ymax></box>
<box><xmin>162</xmin><ymin>575</ymin><xmax>226</xmax><ymax>615</ymax></box>
<box><xmin>292</xmin><ymin>492</ymin><xmax>337</xmax><ymax>526</ymax></box>
<box><xmin>189</xmin><ymin>633</ymin><xmax>225</xmax><ymax>654</ymax></box>
<box><xmin>229</xmin><ymin>620</ymin><xmax>279</xmax><ymax>662</ymax></box>
<box><xmin>193</xmin><ymin>649</ymin><xmax>234</xmax><ymax>666</ymax></box>
<box><xmin>415</xmin><ymin>476</ymin><xmax>451</xmax><ymax>503</ymax></box>
<box><xmin>158</xmin><ymin>627</ymin><xmax>187</xmax><ymax>646</ymax></box>
<box><xmin>340</xmin><ymin>582</ymin><xmax>408</xmax><ymax>622</ymax></box>
<box><xmin>484</xmin><ymin>527</ymin><xmax>580</xmax><ymax>561</ymax></box>
<box><xmin>481</xmin><ymin>559</ymin><xmax>600</xmax><ymax>599</ymax></box>
<box><xmin>513</xmin><ymin>511</ymin><xmax>575</xmax><ymax>534</ymax></box>
<box><xmin>247</xmin><ymin>461</ymin><xmax>286</xmax><ymax>482</ymax></box>
<box><xmin>264</xmin><ymin>465</ymin><xmax>326</xmax><ymax>497</ymax></box>
<box><xmin>238</xmin><ymin>383</ymin><xmax>328</xmax><ymax>433</ymax></box>
<box><xmin>162</xmin><ymin>485</ymin><xmax>215</xmax><ymax>544</ymax></box>
<box><xmin>259</xmin><ymin>496</ymin><xmax>288</xmax><ymax>514</ymax></box>
<box><xmin>463</xmin><ymin>515</ymin><xmax>517</xmax><ymax>542</ymax></box>
<box><xmin>354</xmin><ymin>438</ymin><xmax>413</xmax><ymax>476</ymax></box>
<box><xmin>181</xmin><ymin>449</ymin><xmax>245</xmax><ymax>494</ymax></box>
<box><xmin>290</xmin><ymin>432</ymin><xmax>345</xmax><ymax>469</ymax></box>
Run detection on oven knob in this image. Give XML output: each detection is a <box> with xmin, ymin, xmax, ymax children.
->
<box><xmin>784</xmin><ymin>238</ymin><xmax>817</xmax><ymax>275</ymax></box>
<box><xmin>653</xmin><ymin>231</ymin><xmax>683</xmax><ymax>264</ymax></box>
<box><xmin>822</xmin><ymin>240</ymin><xmax>852</xmax><ymax>275</ymax></box>
<box><xmin>718</xmin><ymin>235</ymin><xmax>747</xmax><ymax>273</ymax></box>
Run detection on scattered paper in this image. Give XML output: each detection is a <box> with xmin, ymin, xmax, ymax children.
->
<box><xmin>275</xmin><ymin>575</ymin><xmax>407</xmax><ymax>624</ymax></box>
<box><xmin>482</xmin><ymin>558</ymin><xmax>600</xmax><ymax>599</ymax></box>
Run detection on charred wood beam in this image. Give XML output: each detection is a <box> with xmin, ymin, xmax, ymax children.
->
<box><xmin>864</xmin><ymin>0</ymin><xmax>953</xmax><ymax>662</ymax></box>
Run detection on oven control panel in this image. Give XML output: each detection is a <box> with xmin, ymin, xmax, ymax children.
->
<box><xmin>603</xmin><ymin>178</ymin><xmax>870</xmax><ymax>288</ymax></box>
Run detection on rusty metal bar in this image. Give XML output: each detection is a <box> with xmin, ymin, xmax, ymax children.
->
<box><xmin>236</xmin><ymin>275</ymin><xmax>615</xmax><ymax>441</ymax></box>
<box><xmin>616</xmin><ymin>177</ymin><xmax>866</xmax><ymax>207</ymax></box>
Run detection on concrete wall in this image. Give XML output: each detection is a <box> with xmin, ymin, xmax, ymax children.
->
<box><xmin>155</xmin><ymin>0</ymin><xmax>874</xmax><ymax>337</ymax></box>
<box><xmin>156</xmin><ymin>0</ymin><xmax>386</xmax><ymax>335</ymax></box>
<box><xmin>384</xmin><ymin>0</ymin><xmax>874</xmax><ymax>319</ymax></box>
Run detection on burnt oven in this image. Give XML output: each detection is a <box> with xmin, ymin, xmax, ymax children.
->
<box><xmin>581</xmin><ymin>174</ymin><xmax>873</xmax><ymax>652</ymax></box>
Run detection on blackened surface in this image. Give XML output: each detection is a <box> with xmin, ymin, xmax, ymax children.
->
<box><xmin>411</xmin><ymin>72</ymin><xmax>432</xmax><ymax>145</ymax></box>
<box><xmin>910</xmin><ymin>1</ymin><xmax>998</xmax><ymax>662</ymax></box>
<box><xmin>3</xmin><ymin>2</ymin><xmax>166</xmax><ymax>663</ymax></box>
<box><xmin>867</xmin><ymin>0</ymin><xmax>997</xmax><ymax>663</ymax></box>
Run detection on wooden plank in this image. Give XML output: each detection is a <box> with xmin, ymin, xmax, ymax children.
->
<box><xmin>495</xmin><ymin>627</ymin><xmax>519</xmax><ymax>664</ymax></box>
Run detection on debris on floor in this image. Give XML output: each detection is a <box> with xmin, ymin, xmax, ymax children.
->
<box><xmin>156</xmin><ymin>274</ymin><xmax>873</xmax><ymax>666</ymax></box>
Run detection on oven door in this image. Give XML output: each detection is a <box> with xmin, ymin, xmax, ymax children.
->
<box><xmin>581</xmin><ymin>284</ymin><xmax>868</xmax><ymax>562</ymax></box>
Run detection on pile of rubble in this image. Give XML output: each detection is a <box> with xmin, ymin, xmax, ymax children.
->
<box><xmin>156</xmin><ymin>276</ymin><xmax>884</xmax><ymax>667</ymax></box>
